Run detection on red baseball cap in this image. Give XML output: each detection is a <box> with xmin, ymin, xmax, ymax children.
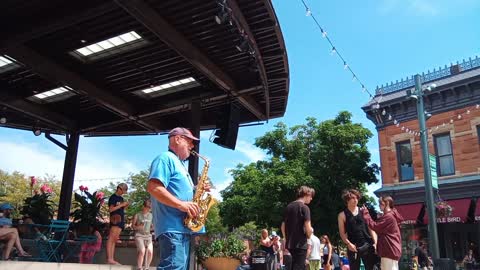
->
<box><xmin>168</xmin><ymin>127</ymin><xmax>199</xmax><ymax>141</ymax></box>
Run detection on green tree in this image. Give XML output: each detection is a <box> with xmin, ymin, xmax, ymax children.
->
<box><xmin>98</xmin><ymin>169</ymin><xmax>150</xmax><ymax>219</ymax></box>
<box><xmin>205</xmin><ymin>203</ymin><xmax>227</xmax><ymax>235</ymax></box>
<box><xmin>0</xmin><ymin>170</ymin><xmax>62</xmax><ymax>219</ymax></box>
<box><xmin>220</xmin><ymin>112</ymin><xmax>379</xmax><ymax>242</ymax></box>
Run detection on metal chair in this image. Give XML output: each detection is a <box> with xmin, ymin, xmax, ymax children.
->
<box><xmin>34</xmin><ymin>220</ymin><xmax>70</xmax><ymax>262</ymax></box>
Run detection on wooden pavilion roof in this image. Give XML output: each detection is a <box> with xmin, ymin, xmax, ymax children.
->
<box><xmin>0</xmin><ymin>0</ymin><xmax>289</xmax><ymax>136</ymax></box>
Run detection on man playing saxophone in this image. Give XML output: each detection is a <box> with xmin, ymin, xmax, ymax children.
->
<box><xmin>147</xmin><ymin>127</ymin><xmax>211</xmax><ymax>270</ymax></box>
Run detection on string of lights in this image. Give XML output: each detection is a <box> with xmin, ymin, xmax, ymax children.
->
<box><xmin>299</xmin><ymin>0</ymin><xmax>480</xmax><ymax>137</ymax></box>
<box><xmin>300</xmin><ymin>0</ymin><xmax>421</xmax><ymax>135</ymax></box>
<box><xmin>300</xmin><ymin>0</ymin><xmax>373</xmax><ymax>98</ymax></box>
<box><xmin>75</xmin><ymin>177</ymin><xmax>128</xmax><ymax>183</ymax></box>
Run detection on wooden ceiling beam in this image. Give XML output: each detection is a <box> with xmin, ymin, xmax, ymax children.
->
<box><xmin>0</xmin><ymin>92</ymin><xmax>76</xmax><ymax>132</ymax></box>
<box><xmin>227</xmin><ymin>0</ymin><xmax>270</xmax><ymax>119</ymax></box>
<box><xmin>115</xmin><ymin>0</ymin><xmax>266</xmax><ymax>120</ymax></box>
<box><xmin>2</xmin><ymin>45</ymin><xmax>160</xmax><ymax>132</ymax></box>
<box><xmin>81</xmin><ymin>85</ymin><xmax>263</xmax><ymax>133</ymax></box>
<box><xmin>0</xmin><ymin>3</ymin><xmax>117</xmax><ymax>49</ymax></box>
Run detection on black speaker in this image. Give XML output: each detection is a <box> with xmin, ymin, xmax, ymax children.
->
<box><xmin>213</xmin><ymin>104</ymin><xmax>240</xmax><ymax>150</ymax></box>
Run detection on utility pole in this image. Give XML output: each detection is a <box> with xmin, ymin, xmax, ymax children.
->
<box><xmin>413</xmin><ymin>74</ymin><xmax>440</xmax><ymax>259</ymax></box>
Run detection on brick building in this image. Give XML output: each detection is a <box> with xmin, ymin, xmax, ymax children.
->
<box><xmin>362</xmin><ymin>56</ymin><xmax>480</xmax><ymax>265</ymax></box>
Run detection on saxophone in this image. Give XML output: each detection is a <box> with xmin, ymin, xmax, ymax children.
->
<box><xmin>184</xmin><ymin>150</ymin><xmax>216</xmax><ymax>232</ymax></box>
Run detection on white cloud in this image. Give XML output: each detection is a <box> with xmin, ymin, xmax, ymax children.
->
<box><xmin>0</xmin><ymin>140</ymin><xmax>138</xmax><ymax>191</ymax></box>
<box><xmin>0</xmin><ymin>141</ymin><xmax>64</xmax><ymax>177</ymax></box>
<box><xmin>210</xmin><ymin>167</ymin><xmax>234</xmax><ymax>202</ymax></box>
<box><xmin>200</xmin><ymin>130</ymin><xmax>213</xmax><ymax>141</ymax></box>
<box><xmin>235</xmin><ymin>140</ymin><xmax>266</xmax><ymax>162</ymax></box>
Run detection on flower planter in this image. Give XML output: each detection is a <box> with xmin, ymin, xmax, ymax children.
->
<box><xmin>202</xmin><ymin>257</ymin><xmax>241</xmax><ymax>270</ymax></box>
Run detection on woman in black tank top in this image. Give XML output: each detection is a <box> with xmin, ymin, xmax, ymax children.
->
<box><xmin>338</xmin><ymin>189</ymin><xmax>379</xmax><ymax>270</ymax></box>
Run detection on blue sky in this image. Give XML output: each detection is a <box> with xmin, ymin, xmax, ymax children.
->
<box><xmin>1</xmin><ymin>0</ymin><xmax>479</xmax><ymax>200</ymax></box>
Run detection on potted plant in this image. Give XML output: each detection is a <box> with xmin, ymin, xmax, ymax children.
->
<box><xmin>195</xmin><ymin>234</ymin><xmax>246</xmax><ymax>270</ymax></box>
<box><xmin>435</xmin><ymin>200</ymin><xmax>453</xmax><ymax>218</ymax></box>
<box><xmin>70</xmin><ymin>185</ymin><xmax>105</xmax><ymax>236</ymax></box>
<box><xmin>21</xmin><ymin>183</ymin><xmax>55</xmax><ymax>225</ymax></box>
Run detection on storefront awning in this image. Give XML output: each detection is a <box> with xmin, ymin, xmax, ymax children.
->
<box><xmin>397</xmin><ymin>199</ymin><xmax>473</xmax><ymax>225</ymax></box>
<box><xmin>424</xmin><ymin>198</ymin><xmax>471</xmax><ymax>224</ymax></box>
<box><xmin>396</xmin><ymin>203</ymin><xmax>424</xmax><ymax>225</ymax></box>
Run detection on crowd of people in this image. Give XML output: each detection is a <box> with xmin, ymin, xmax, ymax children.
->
<box><xmin>1</xmin><ymin>126</ymin><xmax>478</xmax><ymax>270</ymax></box>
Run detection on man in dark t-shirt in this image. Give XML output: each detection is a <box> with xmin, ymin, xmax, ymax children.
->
<box><xmin>414</xmin><ymin>241</ymin><xmax>429</xmax><ymax>270</ymax></box>
<box><xmin>281</xmin><ymin>186</ymin><xmax>315</xmax><ymax>270</ymax></box>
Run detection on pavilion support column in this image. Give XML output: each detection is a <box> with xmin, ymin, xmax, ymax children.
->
<box><xmin>188</xmin><ymin>101</ymin><xmax>201</xmax><ymax>270</ymax></box>
<box><xmin>57</xmin><ymin>132</ymin><xmax>80</xmax><ymax>221</ymax></box>
<box><xmin>188</xmin><ymin>101</ymin><xmax>201</xmax><ymax>185</ymax></box>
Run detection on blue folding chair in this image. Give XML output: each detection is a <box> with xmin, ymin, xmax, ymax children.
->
<box><xmin>35</xmin><ymin>220</ymin><xmax>70</xmax><ymax>262</ymax></box>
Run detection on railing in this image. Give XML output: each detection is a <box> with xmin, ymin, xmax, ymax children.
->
<box><xmin>375</xmin><ymin>56</ymin><xmax>480</xmax><ymax>95</ymax></box>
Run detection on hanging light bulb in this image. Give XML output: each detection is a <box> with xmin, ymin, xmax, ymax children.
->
<box><xmin>466</xmin><ymin>110</ymin><xmax>471</xmax><ymax>115</ymax></box>
<box><xmin>401</xmin><ymin>126</ymin><xmax>405</xmax><ymax>131</ymax></box>
<box><xmin>352</xmin><ymin>75</ymin><xmax>357</xmax><ymax>82</ymax></box>
<box><xmin>381</xmin><ymin>109</ymin><xmax>386</xmax><ymax>116</ymax></box>
<box><xmin>396</xmin><ymin>123</ymin><xmax>400</xmax><ymax>127</ymax></box>
<box><xmin>330</xmin><ymin>47</ymin><xmax>336</xmax><ymax>55</ymax></box>
<box><xmin>33</xmin><ymin>129</ymin><xmax>42</xmax><ymax>136</ymax></box>
<box><xmin>388</xmin><ymin>115</ymin><xmax>392</xmax><ymax>121</ymax></box>
<box><xmin>406</xmin><ymin>128</ymin><xmax>409</xmax><ymax>132</ymax></box>
<box><xmin>344</xmin><ymin>62</ymin><xmax>348</xmax><ymax>70</ymax></box>
<box><xmin>457</xmin><ymin>115</ymin><xmax>462</xmax><ymax>119</ymax></box>
<box><xmin>476</xmin><ymin>104</ymin><xmax>480</xmax><ymax>109</ymax></box>
<box><xmin>449</xmin><ymin>119</ymin><xmax>454</xmax><ymax>124</ymax></box>
<box><xmin>362</xmin><ymin>87</ymin><xmax>366</xmax><ymax>93</ymax></box>
<box><xmin>393</xmin><ymin>119</ymin><xmax>398</xmax><ymax>125</ymax></box>
<box><xmin>0</xmin><ymin>117</ymin><xmax>6</xmax><ymax>124</ymax></box>
<box><xmin>306</xmin><ymin>8</ymin><xmax>312</xmax><ymax>16</ymax></box>
<box><xmin>321</xmin><ymin>30</ymin><xmax>327</xmax><ymax>38</ymax></box>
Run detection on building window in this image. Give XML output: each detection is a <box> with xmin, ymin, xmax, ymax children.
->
<box><xmin>433</xmin><ymin>133</ymin><xmax>455</xmax><ymax>176</ymax></box>
<box><xmin>477</xmin><ymin>125</ymin><xmax>480</xmax><ymax>145</ymax></box>
<box><xmin>396</xmin><ymin>140</ymin><xmax>414</xmax><ymax>181</ymax></box>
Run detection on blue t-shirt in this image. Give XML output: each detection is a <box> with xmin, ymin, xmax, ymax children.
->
<box><xmin>149</xmin><ymin>151</ymin><xmax>194</xmax><ymax>235</ymax></box>
<box><xmin>108</xmin><ymin>194</ymin><xmax>125</xmax><ymax>228</ymax></box>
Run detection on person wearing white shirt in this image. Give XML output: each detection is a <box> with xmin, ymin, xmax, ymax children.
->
<box><xmin>306</xmin><ymin>231</ymin><xmax>322</xmax><ymax>270</ymax></box>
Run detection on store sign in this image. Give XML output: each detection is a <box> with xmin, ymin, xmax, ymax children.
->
<box><xmin>429</xmin><ymin>154</ymin><xmax>438</xmax><ymax>189</ymax></box>
<box><xmin>437</xmin><ymin>216</ymin><xmax>462</xmax><ymax>223</ymax></box>
<box><xmin>402</xmin><ymin>220</ymin><xmax>417</xmax><ymax>225</ymax></box>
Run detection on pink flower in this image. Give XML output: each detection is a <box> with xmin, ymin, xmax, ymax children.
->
<box><xmin>79</xmin><ymin>185</ymin><xmax>85</xmax><ymax>191</ymax></box>
<box><xmin>84</xmin><ymin>186</ymin><xmax>88</xmax><ymax>191</ymax></box>
<box><xmin>30</xmin><ymin>176</ymin><xmax>37</xmax><ymax>187</ymax></box>
<box><xmin>96</xmin><ymin>192</ymin><xmax>105</xmax><ymax>200</ymax></box>
<box><xmin>40</xmin><ymin>184</ymin><xmax>51</xmax><ymax>194</ymax></box>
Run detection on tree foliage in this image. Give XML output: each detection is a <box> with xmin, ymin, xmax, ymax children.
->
<box><xmin>98</xmin><ymin>169</ymin><xmax>150</xmax><ymax>218</ymax></box>
<box><xmin>220</xmin><ymin>112</ymin><xmax>379</xmax><ymax>242</ymax></box>
<box><xmin>0</xmin><ymin>170</ymin><xmax>62</xmax><ymax>219</ymax></box>
<box><xmin>205</xmin><ymin>203</ymin><xmax>227</xmax><ymax>235</ymax></box>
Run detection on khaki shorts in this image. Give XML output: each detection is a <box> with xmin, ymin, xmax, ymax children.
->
<box><xmin>135</xmin><ymin>234</ymin><xmax>153</xmax><ymax>251</ymax></box>
<box><xmin>309</xmin><ymin>260</ymin><xmax>321</xmax><ymax>270</ymax></box>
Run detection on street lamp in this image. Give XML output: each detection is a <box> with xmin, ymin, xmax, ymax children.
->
<box><xmin>412</xmin><ymin>74</ymin><xmax>440</xmax><ymax>259</ymax></box>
